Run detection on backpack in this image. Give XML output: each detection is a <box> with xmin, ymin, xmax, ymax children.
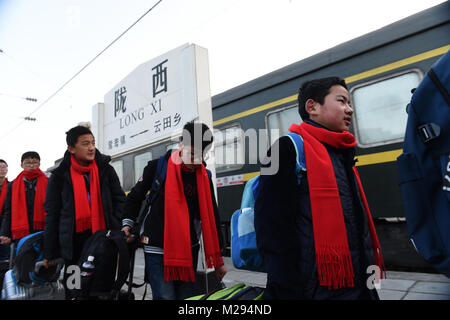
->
<box><xmin>397</xmin><ymin>50</ymin><xmax>450</xmax><ymax>277</ymax></box>
<box><xmin>230</xmin><ymin>132</ymin><xmax>306</xmax><ymax>272</ymax></box>
<box><xmin>13</xmin><ymin>231</ymin><xmax>64</xmax><ymax>285</ymax></box>
<box><xmin>186</xmin><ymin>283</ymin><xmax>264</xmax><ymax>300</ymax></box>
<box><xmin>73</xmin><ymin>229</ymin><xmax>131</xmax><ymax>299</ymax></box>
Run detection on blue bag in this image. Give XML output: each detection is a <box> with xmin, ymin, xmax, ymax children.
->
<box><xmin>231</xmin><ymin>132</ymin><xmax>306</xmax><ymax>272</ymax></box>
<box><xmin>13</xmin><ymin>231</ymin><xmax>64</xmax><ymax>285</ymax></box>
<box><xmin>397</xmin><ymin>50</ymin><xmax>450</xmax><ymax>277</ymax></box>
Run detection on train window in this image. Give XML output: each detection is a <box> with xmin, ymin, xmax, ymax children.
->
<box><xmin>351</xmin><ymin>70</ymin><xmax>422</xmax><ymax>147</ymax></box>
<box><xmin>266</xmin><ymin>105</ymin><xmax>302</xmax><ymax>144</ymax></box>
<box><xmin>110</xmin><ymin>160</ymin><xmax>124</xmax><ymax>188</ymax></box>
<box><xmin>134</xmin><ymin>151</ymin><xmax>152</xmax><ymax>183</ymax></box>
<box><xmin>214</xmin><ymin>124</ymin><xmax>244</xmax><ymax>173</ymax></box>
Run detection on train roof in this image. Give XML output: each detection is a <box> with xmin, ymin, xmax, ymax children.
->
<box><xmin>211</xmin><ymin>2</ymin><xmax>450</xmax><ymax>109</ymax></box>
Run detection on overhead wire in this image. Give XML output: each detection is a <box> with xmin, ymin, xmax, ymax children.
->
<box><xmin>0</xmin><ymin>0</ymin><xmax>163</xmax><ymax>142</ymax></box>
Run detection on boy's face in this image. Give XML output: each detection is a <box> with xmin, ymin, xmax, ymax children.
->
<box><xmin>0</xmin><ymin>163</ymin><xmax>7</xmax><ymax>178</ymax></box>
<box><xmin>21</xmin><ymin>158</ymin><xmax>40</xmax><ymax>172</ymax></box>
<box><xmin>68</xmin><ymin>133</ymin><xmax>96</xmax><ymax>165</ymax></box>
<box><xmin>179</xmin><ymin>144</ymin><xmax>205</xmax><ymax>171</ymax></box>
<box><xmin>307</xmin><ymin>85</ymin><xmax>353</xmax><ymax>132</ymax></box>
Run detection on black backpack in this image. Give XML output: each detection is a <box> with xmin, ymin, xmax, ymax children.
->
<box><xmin>397</xmin><ymin>50</ymin><xmax>450</xmax><ymax>277</ymax></box>
<box><xmin>73</xmin><ymin>230</ymin><xmax>131</xmax><ymax>299</ymax></box>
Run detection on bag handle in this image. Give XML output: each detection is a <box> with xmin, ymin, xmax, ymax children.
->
<box><xmin>106</xmin><ymin>230</ymin><xmax>131</xmax><ymax>296</ymax></box>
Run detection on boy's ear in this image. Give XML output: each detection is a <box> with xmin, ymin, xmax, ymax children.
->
<box><xmin>67</xmin><ymin>145</ymin><xmax>74</xmax><ymax>154</ymax></box>
<box><xmin>305</xmin><ymin>98</ymin><xmax>319</xmax><ymax>116</ymax></box>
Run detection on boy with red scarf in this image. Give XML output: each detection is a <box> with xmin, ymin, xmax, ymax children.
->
<box><xmin>122</xmin><ymin>121</ymin><xmax>227</xmax><ymax>300</ymax></box>
<box><xmin>42</xmin><ymin>125</ymin><xmax>125</xmax><ymax>299</ymax></box>
<box><xmin>0</xmin><ymin>152</ymin><xmax>48</xmax><ymax>244</ymax></box>
<box><xmin>255</xmin><ymin>77</ymin><xmax>385</xmax><ymax>300</ymax></box>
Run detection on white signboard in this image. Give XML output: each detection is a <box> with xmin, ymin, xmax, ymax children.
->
<box><xmin>99</xmin><ymin>43</ymin><xmax>206</xmax><ymax>156</ymax></box>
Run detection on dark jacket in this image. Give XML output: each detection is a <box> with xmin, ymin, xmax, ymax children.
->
<box><xmin>43</xmin><ymin>150</ymin><xmax>126</xmax><ymax>261</ymax></box>
<box><xmin>0</xmin><ymin>178</ymin><xmax>40</xmax><ymax>238</ymax></box>
<box><xmin>123</xmin><ymin>150</ymin><xmax>224</xmax><ymax>252</ymax></box>
<box><xmin>254</xmin><ymin>120</ymin><xmax>379</xmax><ymax>300</ymax></box>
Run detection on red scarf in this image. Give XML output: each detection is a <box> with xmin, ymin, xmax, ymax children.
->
<box><xmin>164</xmin><ymin>150</ymin><xmax>223</xmax><ymax>282</ymax></box>
<box><xmin>289</xmin><ymin>122</ymin><xmax>385</xmax><ymax>289</ymax></box>
<box><xmin>70</xmin><ymin>155</ymin><xmax>106</xmax><ymax>234</ymax></box>
<box><xmin>11</xmin><ymin>169</ymin><xmax>48</xmax><ymax>239</ymax></box>
<box><xmin>0</xmin><ymin>179</ymin><xmax>8</xmax><ymax>215</ymax></box>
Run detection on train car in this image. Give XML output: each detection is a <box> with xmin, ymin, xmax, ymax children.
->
<box><xmin>50</xmin><ymin>3</ymin><xmax>449</xmax><ymax>272</ymax></box>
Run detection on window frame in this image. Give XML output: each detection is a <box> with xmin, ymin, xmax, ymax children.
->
<box><xmin>110</xmin><ymin>159</ymin><xmax>124</xmax><ymax>188</ymax></box>
<box><xmin>213</xmin><ymin>122</ymin><xmax>244</xmax><ymax>174</ymax></box>
<box><xmin>349</xmin><ymin>68</ymin><xmax>424</xmax><ymax>148</ymax></box>
<box><xmin>265</xmin><ymin>103</ymin><xmax>300</xmax><ymax>147</ymax></box>
<box><xmin>133</xmin><ymin>151</ymin><xmax>152</xmax><ymax>184</ymax></box>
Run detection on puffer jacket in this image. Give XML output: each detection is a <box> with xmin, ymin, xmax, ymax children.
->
<box><xmin>254</xmin><ymin>120</ymin><xmax>379</xmax><ymax>300</ymax></box>
<box><xmin>43</xmin><ymin>150</ymin><xmax>125</xmax><ymax>261</ymax></box>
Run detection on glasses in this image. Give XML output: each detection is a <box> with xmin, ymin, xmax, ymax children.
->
<box><xmin>22</xmin><ymin>161</ymin><xmax>40</xmax><ymax>166</ymax></box>
<box><xmin>0</xmin><ymin>166</ymin><xmax>7</xmax><ymax>171</ymax></box>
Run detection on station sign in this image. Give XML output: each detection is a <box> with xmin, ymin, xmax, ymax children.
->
<box><xmin>97</xmin><ymin>43</ymin><xmax>210</xmax><ymax>156</ymax></box>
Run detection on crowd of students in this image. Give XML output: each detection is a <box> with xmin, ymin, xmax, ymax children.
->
<box><xmin>0</xmin><ymin>76</ymin><xmax>386</xmax><ymax>300</ymax></box>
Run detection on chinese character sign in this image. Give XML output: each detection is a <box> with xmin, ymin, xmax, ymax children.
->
<box><xmin>100</xmin><ymin>44</ymin><xmax>206</xmax><ymax>156</ymax></box>
<box><xmin>152</xmin><ymin>59</ymin><xmax>168</xmax><ymax>98</ymax></box>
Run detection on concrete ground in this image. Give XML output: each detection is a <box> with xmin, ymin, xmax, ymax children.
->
<box><xmin>129</xmin><ymin>248</ymin><xmax>450</xmax><ymax>300</ymax></box>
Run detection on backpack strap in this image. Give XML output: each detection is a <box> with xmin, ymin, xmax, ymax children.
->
<box><xmin>106</xmin><ymin>230</ymin><xmax>131</xmax><ymax>297</ymax></box>
<box><xmin>285</xmin><ymin>132</ymin><xmax>306</xmax><ymax>184</ymax></box>
<box><xmin>134</xmin><ymin>155</ymin><xmax>169</xmax><ymax>236</ymax></box>
<box><xmin>148</xmin><ymin>155</ymin><xmax>169</xmax><ymax>205</ymax></box>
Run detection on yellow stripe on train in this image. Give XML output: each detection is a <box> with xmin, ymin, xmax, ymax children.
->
<box><xmin>213</xmin><ymin>45</ymin><xmax>450</xmax><ymax>127</ymax></box>
<box><xmin>240</xmin><ymin>149</ymin><xmax>404</xmax><ymax>181</ymax></box>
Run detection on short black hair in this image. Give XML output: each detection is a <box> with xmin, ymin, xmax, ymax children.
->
<box><xmin>297</xmin><ymin>77</ymin><xmax>348</xmax><ymax>120</ymax></box>
<box><xmin>21</xmin><ymin>151</ymin><xmax>40</xmax><ymax>163</ymax></box>
<box><xmin>0</xmin><ymin>159</ymin><xmax>7</xmax><ymax>166</ymax></box>
<box><xmin>66</xmin><ymin>125</ymin><xmax>93</xmax><ymax>147</ymax></box>
<box><xmin>180</xmin><ymin>121</ymin><xmax>214</xmax><ymax>152</ymax></box>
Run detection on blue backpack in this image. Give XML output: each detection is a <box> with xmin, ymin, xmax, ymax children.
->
<box><xmin>231</xmin><ymin>132</ymin><xmax>306</xmax><ymax>272</ymax></box>
<box><xmin>13</xmin><ymin>231</ymin><xmax>64</xmax><ymax>285</ymax></box>
<box><xmin>397</xmin><ymin>50</ymin><xmax>450</xmax><ymax>277</ymax></box>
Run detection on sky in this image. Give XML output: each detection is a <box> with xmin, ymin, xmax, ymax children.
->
<box><xmin>0</xmin><ymin>0</ymin><xmax>446</xmax><ymax>178</ymax></box>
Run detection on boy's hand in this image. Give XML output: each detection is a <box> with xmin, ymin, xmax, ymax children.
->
<box><xmin>121</xmin><ymin>226</ymin><xmax>136</xmax><ymax>243</ymax></box>
<box><xmin>215</xmin><ymin>264</ymin><xmax>227</xmax><ymax>280</ymax></box>
<box><xmin>0</xmin><ymin>236</ymin><xmax>10</xmax><ymax>245</ymax></box>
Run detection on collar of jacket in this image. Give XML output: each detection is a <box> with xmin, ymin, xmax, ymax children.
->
<box><xmin>53</xmin><ymin>149</ymin><xmax>111</xmax><ymax>177</ymax></box>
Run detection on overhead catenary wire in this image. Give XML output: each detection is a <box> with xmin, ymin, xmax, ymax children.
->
<box><xmin>0</xmin><ymin>0</ymin><xmax>163</xmax><ymax>142</ymax></box>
